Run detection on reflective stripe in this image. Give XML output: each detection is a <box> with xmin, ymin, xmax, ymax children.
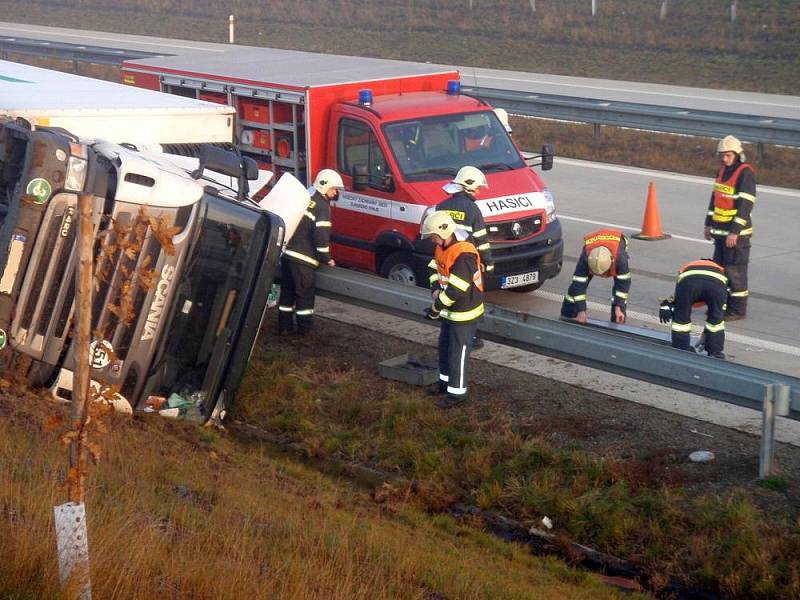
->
<box><xmin>439</xmin><ymin>374</ymin><xmax>449</xmax><ymax>383</ymax></box>
<box><xmin>284</xmin><ymin>249</ymin><xmax>319</xmax><ymax>267</ymax></box>
<box><xmin>440</xmin><ymin>304</ymin><xmax>484</xmax><ymax>322</ymax></box>
<box><xmin>614</xmin><ymin>291</ymin><xmax>629</xmax><ymax>299</ymax></box>
<box><xmin>707</xmin><ymin>210</ymin><xmax>715</xmax><ymax>216</ymax></box>
<box><xmin>316</xmin><ymin>246</ymin><xmax>330</xmax><ymax>253</ymax></box>
<box><xmin>278</xmin><ymin>305</ymin><xmax>294</xmax><ymax>312</ymax></box>
<box><xmin>571</xmin><ymin>294</ymin><xmax>587</xmax><ymax>301</ymax></box>
<box><xmin>709</xmin><ymin>228</ymin><xmax>729</xmax><ymax>236</ymax></box>
<box><xmin>671</xmin><ymin>322</ymin><xmax>693</xmax><ymax>333</ymax></box>
<box><xmin>476</xmin><ymin>242</ymin><xmax>491</xmax><ymax>251</ymax></box>
<box><xmin>461</xmin><ymin>225</ymin><xmax>474</xmax><ymax>233</ymax></box>
<box><xmin>439</xmin><ymin>291</ymin><xmax>456</xmax><ymax>307</ymax></box>
<box><xmin>485</xmin><ymin>264</ymin><xmax>494</xmax><ymax>272</ymax></box>
<box><xmin>296</xmin><ymin>309</ymin><xmax>314</xmax><ymax>316</ymax></box>
<box><xmin>714</xmin><ymin>208</ymin><xmax>738</xmax><ymax>216</ymax></box>
<box><xmin>729</xmin><ymin>290</ymin><xmax>749</xmax><ymax>297</ymax></box>
<box><xmin>572</xmin><ymin>275</ymin><xmax>589</xmax><ymax>283</ymax></box>
<box><xmin>447</xmin><ymin>385</ymin><xmax>467</xmax><ymax>396</ymax></box>
<box><xmin>429</xmin><ymin>273</ymin><xmax>439</xmax><ymax>284</ymax></box>
<box><xmin>427</xmin><ymin>259</ymin><xmax>437</xmax><ymax>269</ymax></box>
<box><xmin>677</xmin><ymin>269</ymin><xmax>727</xmax><ymax>285</ymax></box>
<box><xmin>705</xmin><ymin>321</ymin><xmax>725</xmax><ymax>332</ymax></box>
<box><xmin>738</xmin><ymin>228</ymin><xmax>752</xmax><ymax>236</ymax></box>
<box><xmin>316</xmin><ymin>220</ymin><xmax>331</xmax><ymax>227</ymax></box>
<box><xmin>448</xmin><ymin>273</ymin><xmax>470</xmax><ymax>292</ymax></box>
<box><xmin>473</xmin><ymin>228</ymin><xmax>487</xmax><ymax>238</ymax></box>
<box><xmin>712</xmin><ymin>214</ymin><xmax>734</xmax><ymax>223</ymax></box>
<box><xmin>615</xmin><ymin>272</ymin><xmax>631</xmax><ymax>280</ymax></box>
<box><xmin>733</xmin><ymin>217</ymin><xmax>747</xmax><ymax>226</ymax></box>
<box><xmin>738</xmin><ymin>192</ymin><xmax>756</xmax><ymax>203</ymax></box>
<box><xmin>304</xmin><ymin>210</ymin><xmax>316</xmax><ymax>221</ymax></box>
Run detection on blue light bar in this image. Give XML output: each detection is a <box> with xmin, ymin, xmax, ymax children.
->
<box><xmin>358</xmin><ymin>89</ymin><xmax>373</xmax><ymax>106</ymax></box>
<box><xmin>446</xmin><ymin>80</ymin><xmax>461</xmax><ymax>95</ymax></box>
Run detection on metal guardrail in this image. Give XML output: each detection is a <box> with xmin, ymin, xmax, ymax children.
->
<box><xmin>315</xmin><ymin>267</ymin><xmax>800</xmax><ymax>421</ymax></box>
<box><xmin>0</xmin><ymin>36</ymin><xmax>159</xmax><ymax>65</ymax></box>
<box><xmin>465</xmin><ymin>85</ymin><xmax>800</xmax><ymax>148</ymax></box>
<box><xmin>1</xmin><ymin>33</ymin><xmax>799</xmax><ymax>148</ymax></box>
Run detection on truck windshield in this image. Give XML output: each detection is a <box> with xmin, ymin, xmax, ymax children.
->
<box><xmin>153</xmin><ymin>194</ymin><xmax>268</xmax><ymax>410</ymax></box>
<box><xmin>383</xmin><ymin>111</ymin><xmax>524</xmax><ymax>181</ymax></box>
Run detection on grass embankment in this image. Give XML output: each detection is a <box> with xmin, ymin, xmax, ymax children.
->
<box><xmin>232</xmin><ymin>333</ymin><xmax>800</xmax><ymax>599</ymax></box>
<box><xmin>0</xmin><ymin>381</ymin><xmax>634</xmax><ymax>599</ymax></box>
<box><xmin>5</xmin><ymin>0</ymin><xmax>800</xmax><ymax>94</ymax></box>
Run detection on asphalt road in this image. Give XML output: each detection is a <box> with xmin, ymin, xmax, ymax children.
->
<box><xmin>487</xmin><ymin>157</ymin><xmax>800</xmax><ymax>377</ymax></box>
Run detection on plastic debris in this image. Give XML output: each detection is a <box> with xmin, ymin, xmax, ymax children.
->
<box><xmin>689</xmin><ymin>450</ymin><xmax>715</xmax><ymax>462</ymax></box>
<box><xmin>541</xmin><ymin>516</ymin><xmax>553</xmax><ymax>529</ymax></box>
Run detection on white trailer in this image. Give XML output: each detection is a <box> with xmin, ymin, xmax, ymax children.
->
<box><xmin>0</xmin><ymin>60</ymin><xmax>234</xmax><ymax>144</ymax></box>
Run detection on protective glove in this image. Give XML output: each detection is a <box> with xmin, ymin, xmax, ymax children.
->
<box><xmin>424</xmin><ymin>306</ymin><xmax>440</xmax><ymax>320</ymax></box>
<box><xmin>658</xmin><ymin>297</ymin><xmax>674</xmax><ymax>324</ymax></box>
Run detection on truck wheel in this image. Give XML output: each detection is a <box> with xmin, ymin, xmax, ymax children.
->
<box><xmin>380</xmin><ymin>251</ymin><xmax>425</xmax><ymax>287</ymax></box>
<box><xmin>508</xmin><ymin>282</ymin><xmax>543</xmax><ymax>293</ymax></box>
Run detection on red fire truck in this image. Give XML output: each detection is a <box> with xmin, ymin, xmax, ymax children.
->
<box><xmin>122</xmin><ymin>47</ymin><xmax>562</xmax><ymax>291</ymax></box>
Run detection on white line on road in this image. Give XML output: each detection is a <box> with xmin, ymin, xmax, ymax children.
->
<box><xmin>469</xmin><ymin>74</ymin><xmax>800</xmax><ymax>111</ymax></box>
<box><xmin>534</xmin><ymin>289</ymin><xmax>800</xmax><ymax>357</ymax></box>
<box><xmin>558</xmin><ymin>215</ymin><xmax>709</xmax><ymax>244</ymax></box>
<box><xmin>555</xmin><ymin>157</ymin><xmax>800</xmax><ymax>198</ymax></box>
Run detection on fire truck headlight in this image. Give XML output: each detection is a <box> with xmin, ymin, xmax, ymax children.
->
<box><xmin>543</xmin><ymin>188</ymin><xmax>557</xmax><ymax>223</ymax></box>
<box><xmin>65</xmin><ymin>156</ymin><xmax>88</xmax><ymax>192</ymax></box>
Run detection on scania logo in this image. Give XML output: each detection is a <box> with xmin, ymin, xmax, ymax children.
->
<box><xmin>140</xmin><ymin>264</ymin><xmax>176</xmax><ymax>341</ymax></box>
<box><xmin>60</xmin><ymin>206</ymin><xmax>75</xmax><ymax>237</ymax></box>
<box><xmin>511</xmin><ymin>222</ymin><xmax>522</xmax><ymax>238</ymax></box>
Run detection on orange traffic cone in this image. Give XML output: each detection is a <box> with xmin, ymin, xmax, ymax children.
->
<box><xmin>632</xmin><ymin>182</ymin><xmax>671</xmax><ymax>241</ymax></box>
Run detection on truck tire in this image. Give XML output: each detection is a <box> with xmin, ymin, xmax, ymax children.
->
<box><xmin>508</xmin><ymin>282</ymin><xmax>543</xmax><ymax>293</ymax></box>
<box><xmin>379</xmin><ymin>251</ymin><xmax>426</xmax><ymax>287</ymax></box>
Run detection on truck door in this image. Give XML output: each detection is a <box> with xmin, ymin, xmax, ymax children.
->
<box><xmin>332</xmin><ymin>118</ymin><xmax>410</xmax><ymax>272</ymax></box>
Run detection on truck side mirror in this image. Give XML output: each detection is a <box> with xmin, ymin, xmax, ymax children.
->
<box><xmin>242</xmin><ymin>156</ymin><xmax>259</xmax><ymax>180</ymax></box>
<box><xmin>352</xmin><ymin>164</ymin><xmax>368</xmax><ymax>191</ymax></box>
<box><xmin>540</xmin><ymin>143</ymin><xmax>554</xmax><ymax>171</ymax></box>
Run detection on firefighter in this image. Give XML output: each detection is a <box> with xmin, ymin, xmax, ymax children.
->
<box><xmin>561</xmin><ymin>229</ymin><xmax>631</xmax><ymax>324</ymax></box>
<box><xmin>659</xmin><ymin>259</ymin><xmax>728</xmax><ymax>358</ymax></box>
<box><xmin>277</xmin><ymin>169</ymin><xmax>342</xmax><ymax>336</ymax></box>
<box><xmin>703</xmin><ymin>135</ymin><xmax>756</xmax><ymax>320</ymax></box>
<box><xmin>436</xmin><ymin>165</ymin><xmax>493</xmax><ymax>350</ymax></box>
<box><xmin>422</xmin><ymin>211</ymin><xmax>485</xmax><ymax>409</ymax></box>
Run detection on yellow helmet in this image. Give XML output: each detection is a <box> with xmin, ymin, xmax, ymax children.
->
<box><xmin>587</xmin><ymin>246</ymin><xmax>612</xmax><ymax>275</ymax></box>
<box><xmin>452</xmin><ymin>166</ymin><xmax>488</xmax><ymax>194</ymax></box>
<box><xmin>717</xmin><ymin>135</ymin><xmax>745</xmax><ymax>160</ymax></box>
<box><xmin>421</xmin><ymin>211</ymin><xmax>457</xmax><ymax>239</ymax></box>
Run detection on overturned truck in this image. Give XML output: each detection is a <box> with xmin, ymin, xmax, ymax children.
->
<box><xmin>0</xmin><ymin>118</ymin><xmax>286</xmax><ymax>421</ymax></box>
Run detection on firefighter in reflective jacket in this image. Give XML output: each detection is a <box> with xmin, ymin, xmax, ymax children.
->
<box><xmin>703</xmin><ymin>135</ymin><xmax>756</xmax><ymax>320</ymax></box>
<box><xmin>277</xmin><ymin>169</ymin><xmax>342</xmax><ymax>336</ymax></box>
<box><xmin>422</xmin><ymin>211</ymin><xmax>485</xmax><ymax>409</ymax></box>
<box><xmin>659</xmin><ymin>259</ymin><xmax>728</xmax><ymax>358</ymax></box>
<box><xmin>437</xmin><ymin>166</ymin><xmax>494</xmax><ymax>273</ymax></box>
<box><xmin>561</xmin><ymin>229</ymin><xmax>631</xmax><ymax>324</ymax></box>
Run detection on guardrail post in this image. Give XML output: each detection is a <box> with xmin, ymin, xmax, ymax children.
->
<box><xmin>760</xmin><ymin>384</ymin><xmax>791</xmax><ymax>479</ymax></box>
<box><xmin>229</xmin><ymin>15</ymin><xmax>236</xmax><ymax>44</ymax></box>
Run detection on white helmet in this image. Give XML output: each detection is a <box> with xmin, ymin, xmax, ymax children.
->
<box><xmin>421</xmin><ymin>211</ymin><xmax>457</xmax><ymax>239</ymax></box>
<box><xmin>587</xmin><ymin>246</ymin><xmax>612</xmax><ymax>276</ymax></box>
<box><xmin>451</xmin><ymin>166</ymin><xmax>488</xmax><ymax>194</ymax></box>
<box><xmin>494</xmin><ymin>108</ymin><xmax>512</xmax><ymax>133</ymax></box>
<box><xmin>313</xmin><ymin>169</ymin><xmax>344</xmax><ymax>195</ymax></box>
<box><xmin>717</xmin><ymin>135</ymin><xmax>745</xmax><ymax>161</ymax></box>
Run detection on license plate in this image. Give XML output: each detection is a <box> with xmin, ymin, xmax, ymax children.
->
<box><xmin>501</xmin><ymin>270</ymin><xmax>539</xmax><ymax>289</ymax></box>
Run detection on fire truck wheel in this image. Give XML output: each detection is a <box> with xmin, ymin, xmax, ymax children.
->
<box><xmin>508</xmin><ymin>282</ymin><xmax>543</xmax><ymax>293</ymax></box>
<box><xmin>379</xmin><ymin>251</ymin><xmax>425</xmax><ymax>287</ymax></box>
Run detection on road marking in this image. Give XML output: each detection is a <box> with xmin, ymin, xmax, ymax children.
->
<box><xmin>558</xmin><ymin>215</ymin><xmax>708</xmax><ymax>244</ymax></box>
<box><xmin>5</xmin><ymin>25</ymin><xmax>225</xmax><ymax>52</ymax></box>
<box><xmin>534</xmin><ymin>289</ymin><xmax>800</xmax><ymax>357</ymax></box>
<box><xmin>554</xmin><ymin>157</ymin><xmax>800</xmax><ymax>198</ymax></box>
<box><xmin>469</xmin><ymin>74</ymin><xmax>800</xmax><ymax>111</ymax></box>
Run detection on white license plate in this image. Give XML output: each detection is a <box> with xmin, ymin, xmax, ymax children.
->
<box><xmin>501</xmin><ymin>270</ymin><xmax>539</xmax><ymax>289</ymax></box>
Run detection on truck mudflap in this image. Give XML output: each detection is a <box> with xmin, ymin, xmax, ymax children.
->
<box><xmin>412</xmin><ymin>219</ymin><xmax>563</xmax><ymax>292</ymax></box>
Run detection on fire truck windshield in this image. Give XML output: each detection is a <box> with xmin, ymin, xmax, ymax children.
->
<box><xmin>383</xmin><ymin>111</ymin><xmax>524</xmax><ymax>182</ymax></box>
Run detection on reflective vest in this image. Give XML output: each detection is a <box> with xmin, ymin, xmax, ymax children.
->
<box><xmin>712</xmin><ymin>163</ymin><xmax>752</xmax><ymax>225</ymax></box>
<box><xmin>583</xmin><ymin>229</ymin><xmax>623</xmax><ymax>278</ymax></box>
<box><xmin>678</xmin><ymin>259</ymin><xmax>727</xmax><ymax>285</ymax></box>
<box><xmin>434</xmin><ymin>241</ymin><xmax>484</xmax><ymax>322</ymax></box>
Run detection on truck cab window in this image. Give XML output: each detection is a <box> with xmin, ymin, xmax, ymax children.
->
<box><xmin>338</xmin><ymin>118</ymin><xmax>391</xmax><ymax>190</ymax></box>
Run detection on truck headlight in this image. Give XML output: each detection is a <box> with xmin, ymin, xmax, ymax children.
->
<box><xmin>543</xmin><ymin>188</ymin><xmax>557</xmax><ymax>223</ymax></box>
<box><xmin>65</xmin><ymin>156</ymin><xmax>88</xmax><ymax>192</ymax></box>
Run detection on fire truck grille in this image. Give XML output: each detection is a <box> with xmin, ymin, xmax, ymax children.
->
<box><xmin>486</xmin><ymin>212</ymin><xmax>544</xmax><ymax>242</ymax></box>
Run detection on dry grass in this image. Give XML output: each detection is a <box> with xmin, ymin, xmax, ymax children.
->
<box><xmin>232</xmin><ymin>339</ymin><xmax>800</xmax><ymax>599</ymax></box>
<box><xmin>3</xmin><ymin>1</ymin><xmax>800</xmax><ymax>94</ymax></box>
<box><xmin>0</xmin><ymin>384</ymin><xmax>632</xmax><ymax>599</ymax></box>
